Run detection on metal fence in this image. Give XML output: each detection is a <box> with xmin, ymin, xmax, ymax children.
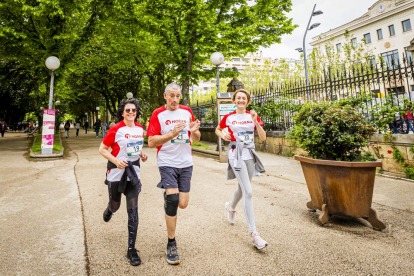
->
<box><xmin>192</xmin><ymin>54</ymin><xmax>414</xmax><ymax>133</ymax></box>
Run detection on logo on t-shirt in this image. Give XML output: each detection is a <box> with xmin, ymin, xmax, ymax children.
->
<box><xmin>232</xmin><ymin>120</ymin><xmax>253</xmax><ymax>125</ymax></box>
<box><xmin>165</xmin><ymin>119</ymin><xmax>186</xmax><ymax>125</ymax></box>
<box><xmin>124</xmin><ymin>133</ymin><xmax>143</xmax><ymax>139</ymax></box>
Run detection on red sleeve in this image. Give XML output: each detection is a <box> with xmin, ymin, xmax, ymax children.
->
<box><xmin>103</xmin><ymin>126</ymin><xmax>116</xmax><ymax>147</ymax></box>
<box><xmin>255</xmin><ymin>115</ymin><xmax>264</xmax><ymax>129</ymax></box>
<box><xmin>146</xmin><ymin>111</ymin><xmax>161</xmax><ymax>136</ymax></box>
<box><xmin>219</xmin><ymin>115</ymin><xmax>227</xmax><ymax>129</ymax></box>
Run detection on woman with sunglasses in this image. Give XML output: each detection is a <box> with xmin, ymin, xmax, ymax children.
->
<box><xmin>99</xmin><ymin>98</ymin><xmax>148</xmax><ymax>266</ymax></box>
<box><xmin>215</xmin><ymin>89</ymin><xmax>268</xmax><ymax>250</ymax></box>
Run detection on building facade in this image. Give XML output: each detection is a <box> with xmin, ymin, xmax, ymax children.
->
<box><xmin>311</xmin><ymin>0</ymin><xmax>414</xmax><ymax>66</ymax></box>
<box><xmin>310</xmin><ymin>0</ymin><xmax>414</xmax><ymax>95</ymax></box>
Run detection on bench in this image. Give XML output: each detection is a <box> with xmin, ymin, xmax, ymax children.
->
<box><xmin>27</xmin><ymin>127</ymin><xmax>39</xmax><ymax>138</ymax></box>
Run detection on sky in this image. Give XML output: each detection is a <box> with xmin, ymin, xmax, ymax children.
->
<box><xmin>260</xmin><ymin>0</ymin><xmax>378</xmax><ymax>60</ymax></box>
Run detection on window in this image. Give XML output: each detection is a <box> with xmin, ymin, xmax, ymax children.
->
<box><xmin>233</xmin><ymin>58</ymin><xmax>240</xmax><ymax>62</ymax></box>
<box><xmin>389</xmin><ymin>25</ymin><xmax>395</xmax><ymax>36</ymax></box>
<box><xmin>381</xmin><ymin>49</ymin><xmax>400</xmax><ymax>68</ymax></box>
<box><xmin>402</xmin><ymin>19</ymin><xmax>412</xmax><ymax>32</ymax></box>
<box><xmin>377</xmin><ymin>29</ymin><xmax>383</xmax><ymax>40</ymax></box>
<box><xmin>242</xmin><ymin>58</ymin><xmax>248</xmax><ymax>62</ymax></box>
<box><xmin>364</xmin><ymin>33</ymin><xmax>371</xmax><ymax>44</ymax></box>
<box><xmin>404</xmin><ymin>47</ymin><xmax>413</xmax><ymax>64</ymax></box>
<box><xmin>336</xmin><ymin>43</ymin><xmax>342</xmax><ymax>52</ymax></box>
<box><xmin>351</xmin><ymin>38</ymin><xmax>357</xmax><ymax>48</ymax></box>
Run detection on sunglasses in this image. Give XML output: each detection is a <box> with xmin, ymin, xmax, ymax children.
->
<box><xmin>125</xmin><ymin>108</ymin><xmax>136</xmax><ymax>113</ymax></box>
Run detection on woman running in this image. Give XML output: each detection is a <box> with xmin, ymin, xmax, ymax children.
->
<box><xmin>98</xmin><ymin>98</ymin><xmax>148</xmax><ymax>266</ymax></box>
<box><xmin>215</xmin><ymin>89</ymin><xmax>268</xmax><ymax>250</ymax></box>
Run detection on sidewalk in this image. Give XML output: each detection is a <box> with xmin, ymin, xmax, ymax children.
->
<box><xmin>1</xmin><ymin>131</ymin><xmax>414</xmax><ymax>275</ymax></box>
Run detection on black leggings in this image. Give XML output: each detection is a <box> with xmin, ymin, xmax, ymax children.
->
<box><xmin>107</xmin><ymin>181</ymin><xmax>140</xmax><ymax>249</ymax></box>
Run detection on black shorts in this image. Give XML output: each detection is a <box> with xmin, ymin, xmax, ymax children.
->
<box><xmin>157</xmin><ymin>166</ymin><xmax>193</xmax><ymax>192</ymax></box>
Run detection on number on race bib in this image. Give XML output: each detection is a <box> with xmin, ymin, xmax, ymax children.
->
<box><xmin>237</xmin><ymin>131</ymin><xmax>254</xmax><ymax>144</ymax></box>
<box><xmin>171</xmin><ymin>130</ymin><xmax>189</xmax><ymax>144</ymax></box>
<box><xmin>126</xmin><ymin>141</ymin><xmax>143</xmax><ymax>157</ymax></box>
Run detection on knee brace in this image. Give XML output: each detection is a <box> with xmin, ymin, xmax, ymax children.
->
<box><xmin>164</xmin><ymin>193</ymin><xmax>179</xmax><ymax>217</ymax></box>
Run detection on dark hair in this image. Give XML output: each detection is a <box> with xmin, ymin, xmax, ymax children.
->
<box><xmin>116</xmin><ymin>98</ymin><xmax>142</xmax><ymax>123</ymax></box>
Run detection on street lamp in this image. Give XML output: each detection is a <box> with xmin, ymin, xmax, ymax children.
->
<box><xmin>42</xmin><ymin>56</ymin><xmax>60</xmax><ymax>155</ymax></box>
<box><xmin>96</xmin><ymin>106</ymin><xmax>100</xmax><ymax>121</ymax></box>
<box><xmin>210</xmin><ymin>52</ymin><xmax>225</xmax><ymax>151</ymax></box>
<box><xmin>302</xmin><ymin>4</ymin><xmax>322</xmax><ymax>101</ymax></box>
<box><xmin>126</xmin><ymin>92</ymin><xmax>133</xmax><ymax>99</ymax></box>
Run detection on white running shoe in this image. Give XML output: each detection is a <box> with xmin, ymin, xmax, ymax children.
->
<box><xmin>251</xmin><ymin>232</ymin><xmax>268</xmax><ymax>250</ymax></box>
<box><xmin>225</xmin><ymin>202</ymin><xmax>236</xmax><ymax>224</ymax></box>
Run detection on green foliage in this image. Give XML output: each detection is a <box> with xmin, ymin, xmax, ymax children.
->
<box><xmin>288</xmin><ymin>101</ymin><xmax>377</xmax><ymax>161</ymax></box>
<box><xmin>249</xmin><ymin>97</ymin><xmax>302</xmax><ymax>130</ymax></box>
<box><xmin>391</xmin><ymin>146</ymin><xmax>414</xmax><ymax>179</ymax></box>
<box><xmin>191</xmin><ymin>141</ymin><xmax>214</xmax><ymax>151</ymax></box>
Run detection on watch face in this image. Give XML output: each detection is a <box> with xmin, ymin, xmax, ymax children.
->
<box><xmin>378</xmin><ymin>4</ymin><xmax>385</xmax><ymax>12</ymax></box>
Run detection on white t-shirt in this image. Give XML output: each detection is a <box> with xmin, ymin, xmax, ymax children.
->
<box><xmin>102</xmin><ymin>121</ymin><xmax>144</xmax><ymax>182</ymax></box>
<box><xmin>219</xmin><ymin>111</ymin><xmax>263</xmax><ymax>160</ymax></box>
<box><xmin>146</xmin><ymin>105</ymin><xmax>194</xmax><ymax>168</ymax></box>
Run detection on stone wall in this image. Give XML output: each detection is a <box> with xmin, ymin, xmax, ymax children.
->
<box><xmin>199</xmin><ymin>128</ymin><xmax>414</xmax><ymax>178</ymax></box>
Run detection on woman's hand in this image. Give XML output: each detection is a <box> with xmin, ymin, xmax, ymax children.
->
<box><xmin>116</xmin><ymin>158</ymin><xmax>128</xmax><ymax>169</ymax></box>
<box><xmin>222</xmin><ymin>129</ymin><xmax>231</xmax><ymax>141</ymax></box>
<box><xmin>250</xmin><ymin>110</ymin><xmax>258</xmax><ymax>123</ymax></box>
<box><xmin>140</xmin><ymin>152</ymin><xmax>148</xmax><ymax>162</ymax></box>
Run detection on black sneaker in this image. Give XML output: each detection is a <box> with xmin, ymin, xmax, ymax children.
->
<box><xmin>103</xmin><ymin>207</ymin><xmax>113</xmax><ymax>222</ymax></box>
<box><xmin>126</xmin><ymin>248</ymin><xmax>141</xmax><ymax>266</ymax></box>
<box><xmin>166</xmin><ymin>243</ymin><xmax>180</xmax><ymax>265</ymax></box>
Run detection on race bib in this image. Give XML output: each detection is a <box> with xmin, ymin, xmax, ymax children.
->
<box><xmin>126</xmin><ymin>140</ymin><xmax>143</xmax><ymax>157</ymax></box>
<box><xmin>171</xmin><ymin>130</ymin><xmax>189</xmax><ymax>144</ymax></box>
<box><xmin>237</xmin><ymin>131</ymin><xmax>254</xmax><ymax>144</ymax></box>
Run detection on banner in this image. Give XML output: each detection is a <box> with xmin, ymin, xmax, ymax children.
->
<box><xmin>41</xmin><ymin>109</ymin><xmax>56</xmax><ymax>150</ymax></box>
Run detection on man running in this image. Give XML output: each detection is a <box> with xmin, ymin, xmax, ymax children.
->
<box><xmin>147</xmin><ymin>83</ymin><xmax>201</xmax><ymax>265</ymax></box>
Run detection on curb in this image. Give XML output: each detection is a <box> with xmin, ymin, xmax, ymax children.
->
<box><xmin>30</xmin><ymin>131</ymin><xmax>64</xmax><ymax>159</ymax></box>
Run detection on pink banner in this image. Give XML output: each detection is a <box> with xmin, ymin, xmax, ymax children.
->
<box><xmin>43</xmin><ymin>109</ymin><xmax>56</xmax><ymax>116</ymax></box>
<box><xmin>42</xmin><ymin>134</ymin><xmax>54</xmax><ymax>147</ymax></box>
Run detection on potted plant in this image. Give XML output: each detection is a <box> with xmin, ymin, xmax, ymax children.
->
<box><xmin>289</xmin><ymin>100</ymin><xmax>386</xmax><ymax>230</ymax></box>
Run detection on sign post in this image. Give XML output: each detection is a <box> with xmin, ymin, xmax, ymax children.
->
<box><xmin>217</xmin><ymin>92</ymin><xmax>235</xmax><ymax>163</ymax></box>
<box><xmin>41</xmin><ymin>109</ymin><xmax>56</xmax><ymax>155</ymax></box>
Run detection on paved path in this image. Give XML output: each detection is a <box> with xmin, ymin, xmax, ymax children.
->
<box><xmin>1</xmin><ymin>129</ymin><xmax>414</xmax><ymax>275</ymax></box>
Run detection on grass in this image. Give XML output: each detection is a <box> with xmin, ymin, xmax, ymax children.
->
<box><xmin>191</xmin><ymin>141</ymin><xmax>214</xmax><ymax>150</ymax></box>
<box><xmin>31</xmin><ymin>133</ymin><xmax>63</xmax><ymax>153</ymax></box>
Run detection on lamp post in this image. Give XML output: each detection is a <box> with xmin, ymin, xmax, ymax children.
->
<box><xmin>42</xmin><ymin>56</ymin><xmax>60</xmax><ymax>155</ymax></box>
<box><xmin>302</xmin><ymin>5</ymin><xmax>322</xmax><ymax>101</ymax></box>
<box><xmin>210</xmin><ymin>52</ymin><xmax>225</xmax><ymax>151</ymax></box>
<box><xmin>96</xmin><ymin>106</ymin><xmax>100</xmax><ymax>122</ymax></box>
<box><xmin>55</xmin><ymin>101</ymin><xmax>60</xmax><ymax>134</ymax></box>
<box><xmin>126</xmin><ymin>92</ymin><xmax>133</xmax><ymax>99</ymax></box>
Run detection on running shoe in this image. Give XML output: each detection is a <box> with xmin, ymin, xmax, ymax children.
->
<box><xmin>225</xmin><ymin>202</ymin><xmax>236</xmax><ymax>224</ymax></box>
<box><xmin>103</xmin><ymin>207</ymin><xmax>113</xmax><ymax>222</ymax></box>
<box><xmin>126</xmin><ymin>248</ymin><xmax>141</xmax><ymax>266</ymax></box>
<box><xmin>166</xmin><ymin>243</ymin><xmax>180</xmax><ymax>265</ymax></box>
<box><xmin>251</xmin><ymin>232</ymin><xmax>268</xmax><ymax>250</ymax></box>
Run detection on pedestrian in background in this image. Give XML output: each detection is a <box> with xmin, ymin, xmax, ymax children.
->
<box><xmin>94</xmin><ymin>120</ymin><xmax>101</xmax><ymax>138</ymax></box>
<box><xmin>109</xmin><ymin>121</ymin><xmax>115</xmax><ymax>128</ymax></box>
<box><xmin>85</xmin><ymin>120</ymin><xmax>89</xmax><ymax>134</ymax></box>
<box><xmin>64</xmin><ymin>121</ymin><xmax>70</xmax><ymax>138</ymax></box>
<box><xmin>1</xmin><ymin>121</ymin><xmax>7</xmax><ymax>137</ymax></box>
<box><xmin>101</xmin><ymin>121</ymin><xmax>108</xmax><ymax>138</ymax></box>
<box><xmin>75</xmin><ymin>120</ymin><xmax>81</xmax><ymax>137</ymax></box>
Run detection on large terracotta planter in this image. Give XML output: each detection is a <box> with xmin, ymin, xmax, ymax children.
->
<box><xmin>294</xmin><ymin>155</ymin><xmax>386</xmax><ymax>230</ymax></box>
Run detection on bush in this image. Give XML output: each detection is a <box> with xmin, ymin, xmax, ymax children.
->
<box><xmin>288</xmin><ymin>101</ymin><xmax>376</xmax><ymax>161</ymax></box>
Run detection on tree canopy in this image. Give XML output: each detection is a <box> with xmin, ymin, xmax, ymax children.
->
<box><xmin>0</xmin><ymin>0</ymin><xmax>296</xmax><ymax>124</ymax></box>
